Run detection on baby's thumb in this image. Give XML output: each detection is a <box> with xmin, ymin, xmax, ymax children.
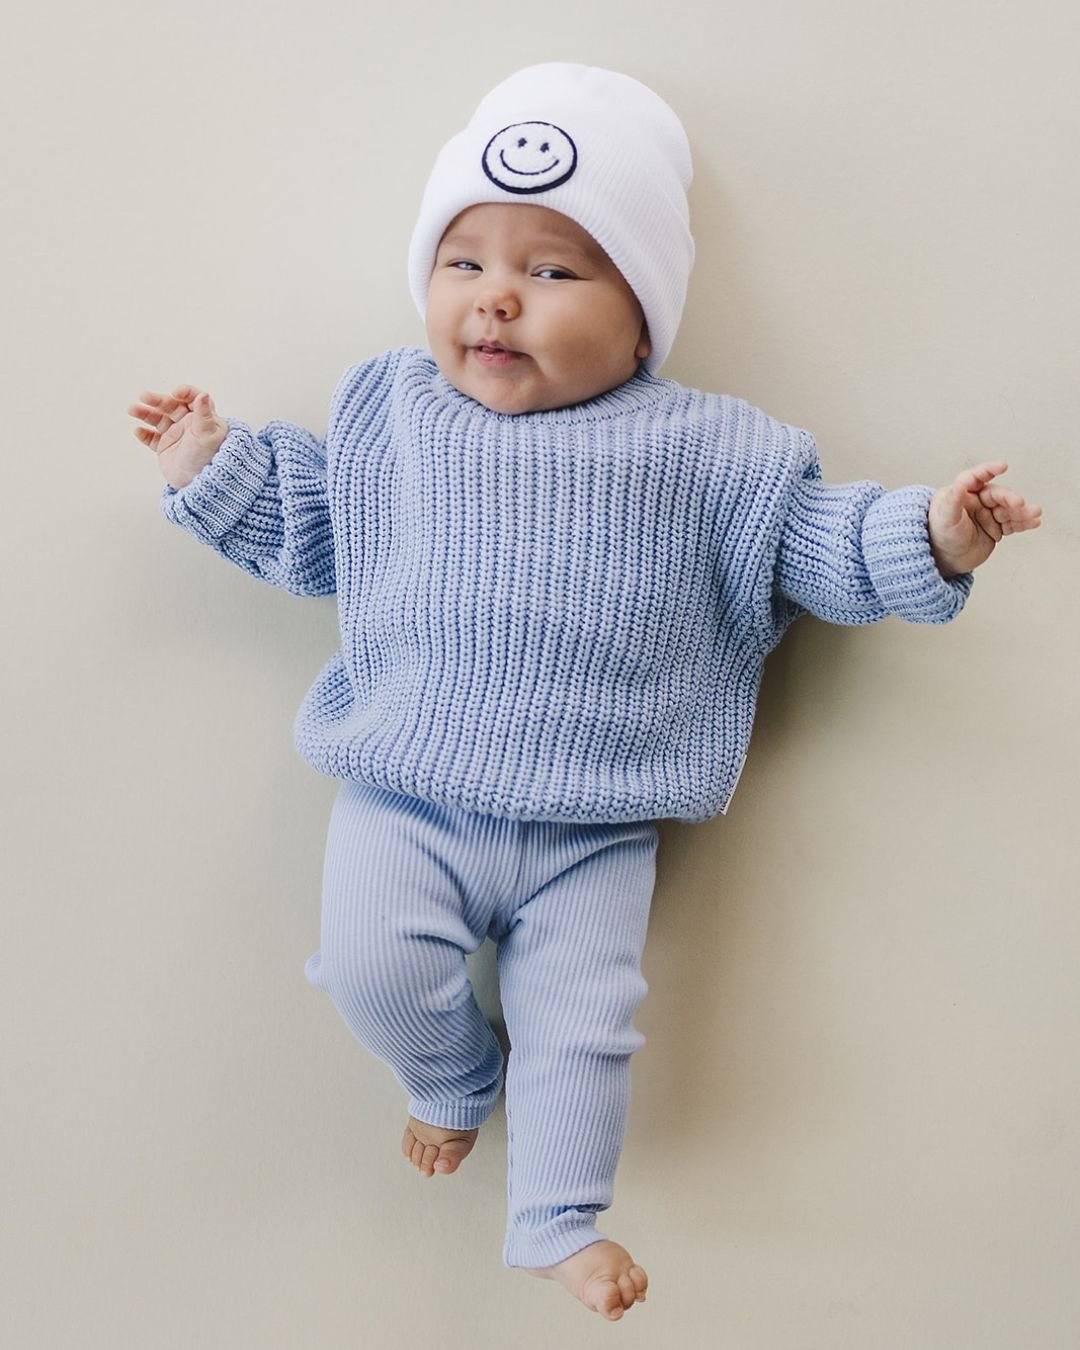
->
<box><xmin>198</xmin><ymin>392</ymin><xmax>216</xmax><ymax>417</ymax></box>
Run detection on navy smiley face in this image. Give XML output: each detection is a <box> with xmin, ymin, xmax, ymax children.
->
<box><xmin>481</xmin><ymin>121</ymin><xmax>578</xmax><ymax>195</ymax></box>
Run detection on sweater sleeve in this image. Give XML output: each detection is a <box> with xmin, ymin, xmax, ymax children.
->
<box><xmin>158</xmin><ymin>376</ymin><xmax>347</xmax><ymax>598</ymax></box>
<box><xmin>774</xmin><ymin>442</ymin><xmax>974</xmax><ymax>626</ymax></box>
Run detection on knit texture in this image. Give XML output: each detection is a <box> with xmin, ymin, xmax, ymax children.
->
<box><xmin>160</xmin><ymin>347</ymin><xmax>973</xmax><ymax>823</ymax></box>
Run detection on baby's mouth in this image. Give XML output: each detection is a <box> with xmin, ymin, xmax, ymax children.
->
<box><xmin>472</xmin><ymin>342</ymin><xmax>525</xmax><ymax>366</ymax></box>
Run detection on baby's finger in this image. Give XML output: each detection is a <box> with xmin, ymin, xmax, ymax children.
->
<box><xmin>977</xmin><ymin>485</ymin><xmax>1044</xmax><ymax>524</ymax></box>
<box><xmin>137</xmin><ymin>389</ymin><xmax>184</xmax><ymax>412</ymax></box>
<box><xmin>996</xmin><ymin>503</ymin><xmax>1043</xmax><ymax>531</ymax></box>
<box><xmin>955</xmin><ymin>460</ymin><xmax>1009</xmax><ymax>493</ymax></box>
<box><xmin>976</xmin><ymin>484</ymin><xmax>1024</xmax><ymax>511</ymax></box>
<box><xmin>127</xmin><ymin>403</ymin><xmax>172</xmax><ymax>450</ymax></box>
<box><xmin>135</xmin><ymin>391</ymin><xmax>189</xmax><ymax>429</ymax></box>
<box><xmin>189</xmin><ymin>391</ymin><xmax>219</xmax><ymax>429</ymax></box>
<box><xmin>973</xmin><ymin>505</ymin><xmax>1004</xmax><ymax>542</ymax></box>
<box><xmin>128</xmin><ymin>398</ymin><xmax>171</xmax><ymax>424</ymax></box>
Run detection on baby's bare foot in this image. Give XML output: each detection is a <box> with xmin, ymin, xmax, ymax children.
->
<box><xmin>523</xmin><ymin>1240</ymin><xmax>648</xmax><ymax>1321</ymax></box>
<box><xmin>401</xmin><ymin>1116</ymin><xmax>479</xmax><ymax>1178</ymax></box>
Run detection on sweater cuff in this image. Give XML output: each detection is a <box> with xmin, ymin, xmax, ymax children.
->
<box><xmin>861</xmin><ymin>484</ymin><xmax>974</xmax><ymax>623</ymax></box>
<box><xmin>159</xmin><ymin>419</ymin><xmax>271</xmax><ymax>544</ymax></box>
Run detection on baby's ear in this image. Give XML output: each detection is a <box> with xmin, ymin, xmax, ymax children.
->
<box><xmin>635</xmin><ymin>322</ymin><xmax>652</xmax><ymax>362</ymax></box>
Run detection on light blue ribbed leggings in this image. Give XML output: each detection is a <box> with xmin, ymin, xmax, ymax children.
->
<box><xmin>302</xmin><ymin>779</ymin><xmax>658</xmax><ymax>1269</ymax></box>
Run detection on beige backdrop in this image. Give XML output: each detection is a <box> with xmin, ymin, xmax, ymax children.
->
<box><xmin>3</xmin><ymin>0</ymin><xmax>1077</xmax><ymax>1346</ymax></box>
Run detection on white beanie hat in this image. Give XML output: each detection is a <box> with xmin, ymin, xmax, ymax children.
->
<box><xmin>407</xmin><ymin>62</ymin><xmax>694</xmax><ymax>374</ymax></box>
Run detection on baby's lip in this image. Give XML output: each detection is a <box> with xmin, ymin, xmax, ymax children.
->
<box><xmin>472</xmin><ymin>339</ymin><xmax>523</xmax><ymax>354</ymax></box>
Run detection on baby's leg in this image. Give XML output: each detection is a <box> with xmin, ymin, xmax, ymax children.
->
<box><xmin>495</xmin><ymin>818</ymin><xmax>657</xmax><ymax>1317</ymax></box>
<box><xmin>304</xmin><ymin>781</ymin><xmax>505</xmax><ymax>1164</ymax></box>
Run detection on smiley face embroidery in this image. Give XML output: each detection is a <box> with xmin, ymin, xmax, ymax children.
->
<box><xmin>481</xmin><ymin>121</ymin><xmax>578</xmax><ymax>195</ymax></box>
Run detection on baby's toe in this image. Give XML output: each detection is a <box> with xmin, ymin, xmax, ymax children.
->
<box><xmin>589</xmin><ymin>1278</ymin><xmax>625</xmax><ymax>1321</ymax></box>
<box><xmin>616</xmin><ymin>1272</ymin><xmax>638</xmax><ymax>1309</ymax></box>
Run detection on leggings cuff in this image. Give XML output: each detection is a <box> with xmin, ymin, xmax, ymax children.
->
<box><xmin>502</xmin><ymin>1214</ymin><xmax>607</xmax><ymax>1268</ymax></box>
<box><xmin>407</xmin><ymin>1087</ymin><xmax>502</xmax><ymax>1131</ymax></box>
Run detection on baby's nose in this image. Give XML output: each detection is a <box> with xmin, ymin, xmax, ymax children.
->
<box><xmin>475</xmin><ymin>286</ymin><xmax>521</xmax><ymax>321</ymax></box>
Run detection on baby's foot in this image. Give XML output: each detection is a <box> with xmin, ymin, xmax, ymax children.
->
<box><xmin>523</xmin><ymin>1240</ymin><xmax>648</xmax><ymax>1321</ymax></box>
<box><xmin>401</xmin><ymin>1116</ymin><xmax>479</xmax><ymax>1178</ymax></box>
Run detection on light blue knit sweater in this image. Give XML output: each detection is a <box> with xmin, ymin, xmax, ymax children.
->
<box><xmin>160</xmin><ymin>346</ymin><xmax>973</xmax><ymax>823</ymax></box>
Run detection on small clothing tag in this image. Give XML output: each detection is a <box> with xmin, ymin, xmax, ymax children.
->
<box><xmin>718</xmin><ymin>753</ymin><xmax>748</xmax><ymax>816</ymax></box>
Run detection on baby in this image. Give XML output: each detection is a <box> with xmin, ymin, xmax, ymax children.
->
<box><xmin>128</xmin><ymin>63</ymin><xmax>1041</xmax><ymax>1322</ymax></box>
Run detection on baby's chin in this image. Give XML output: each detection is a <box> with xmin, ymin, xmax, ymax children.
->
<box><xmin>430</xmin><ymin>358</ymin><xmax>559</xmax><ymax>416</ymax></box>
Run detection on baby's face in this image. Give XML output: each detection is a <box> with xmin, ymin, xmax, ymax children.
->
<box><xmin>426</xmin><ymin>203</ymin><xmax>650</xmax><ymax>415</ymax></box>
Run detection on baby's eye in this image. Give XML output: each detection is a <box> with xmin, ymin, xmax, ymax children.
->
<box><xmin>449</xmin><ymin>260</ymin><xmax>481</xmax><ymax>271</ymax></box>
<box><xmin>535</xmin><ymin>267</ymin><xmax>575</xmax><ymax>280</ymax></box>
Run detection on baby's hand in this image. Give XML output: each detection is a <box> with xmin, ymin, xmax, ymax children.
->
<box><xmin>127</xmin><ymin>385</ymin><xmax>230</xmax><ymax>490</ymax></box>
<box><xmin>927</xmin><ymin>461</ymin><xmax>1042</xmax><ymax>576</ymax></box>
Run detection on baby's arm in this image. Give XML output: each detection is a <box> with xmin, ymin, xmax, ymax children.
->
<box><xmin>774</xmin><ymin>473</ymin><xmax>973</xmax><ymax>627</ymax></box>
<box><xmin>773</xmin><ymin>451</ymin><xmax>1042</xmax><ymax>628</ymax></box>
<box><xmin>130</xmin><ymin>376</ymin><xmax>348</xmax><ymax>598</ymax></box>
